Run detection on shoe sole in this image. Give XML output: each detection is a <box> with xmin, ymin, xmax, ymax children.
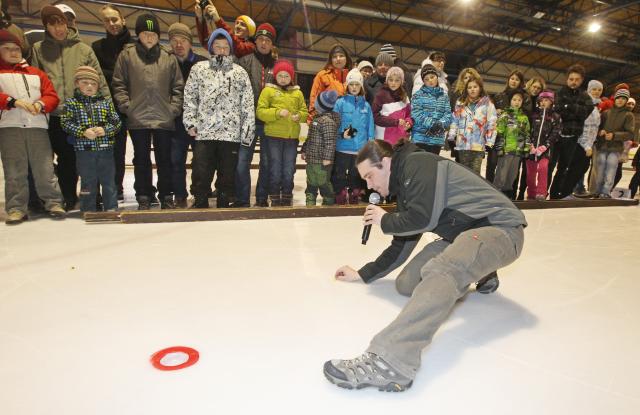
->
<box><xmin>476</xmin><ymin>276</ymin><xmax>499</xmax><ymax>294</ymax></box>
<box><xmin>323</xmin><ymin>362</ymin><xmax>412</xmax><ymax>392</ymax></box>
<box><xmin>5</xmin><ymin>216</ymin><xmax>27</xmax><ymax>225</ymax></box>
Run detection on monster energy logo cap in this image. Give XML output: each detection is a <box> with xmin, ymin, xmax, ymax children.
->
<box><xmin>136</xmin><ymin>13</ymin><xmax>160</xmax><ymax>36</ymax></box>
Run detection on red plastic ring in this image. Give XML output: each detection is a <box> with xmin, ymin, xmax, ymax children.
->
<box><xmin>150</xmin><ymin>346</ymin><xmax>199</xmax><ymax>371</ymax></box>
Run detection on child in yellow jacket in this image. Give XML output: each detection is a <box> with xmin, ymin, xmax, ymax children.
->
<box><xmin>256</xmin><ymin>59</ymin><xmax>308</xmax><ymax>206</ymax></box>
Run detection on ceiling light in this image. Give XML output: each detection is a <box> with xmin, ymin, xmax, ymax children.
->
<box><xmin>553</xmin><ymin>26</ymin><xmax>562</xmax><ymax>31</ymax></box>
<box><xmin>533</xmin><ymin>12</ymin><xmax>545</xmax><ymax>19</ymax></box>
<box><xmin>588</xmin><ymin>21</ymin><xmax>602</xmax><ymax>33</ymax></box>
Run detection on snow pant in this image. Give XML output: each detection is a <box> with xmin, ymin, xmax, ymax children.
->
<box><xmin>192</xmin><ymin>140</ymin><xmax>239</xmax><ymax>199</ymax></box>
<box><xmin>305</xmin><ymin>163</ymin><xmax>335</xmax><ymax>205</ymax></box>
<box><xmin>331</xmin><ymin>151</ymin><xmax>362</xmax><ymax>194</ymax></box>
<box><xmin>525</xmin><ymin>157</ymin><xmax>549</xmax><ymax>199</ymax></box>
<box><xmin>549</xmin><ymin>137</ymin><xmax>589</xmax><ymax>199</ymax></box>
<box><xmin>415</xmin><ymin>143</ymin><xmax>442</xmax><ymax>155</ymax></box>
<box><xmin>457</xmin><ymin>150</ymin><xmax>484</xmax><ymax>177</ymax></box>
<box><xmin>493</xmin><ymin>154</ymin><xmax>521</xmax><ymax>194</ymax></box>
<box><xmin>0</xmin><ymin>127</ymin><xmax>62</xmax><ymax>214</ymax></box>
<box><xmin>485</xmin><ymin>147</ymin><xmax>499</xmax><ymax>182</ymax></box>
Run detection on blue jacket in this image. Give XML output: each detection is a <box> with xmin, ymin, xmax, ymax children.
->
<box><xmin>411</xmin><ymin>85</ymin><xmax>452</xmax><ymax>146</ymax></box>
<box><xmin>334</xmin><ymin>95</ymin><xmax>375</xmax><ymax>153</ymax></box>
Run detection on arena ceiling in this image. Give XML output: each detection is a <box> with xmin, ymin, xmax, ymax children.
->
<box><xmin>9</xmin><ymin>0</ymin><xmax>640</xmax><ymax>94</ymax></box>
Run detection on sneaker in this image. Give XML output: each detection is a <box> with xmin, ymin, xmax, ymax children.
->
<box><xmin>598</xmin><ymin>193</ymin><xmax>611</xmax><ymax>199</ymax></box>
<box><xmin>5</xmin><ymin>210</ymin><xmax>27</xmax><ymax>225</ymax></box>
<box><xmin>476</xmin><ymin>272</ymin><xmax>499</xmax><ymax>294</ymax></box>
<box><xmin>323</xmin><ymin>353</ymin><xmax>413</xmax><ymax>392</ymax></box>
<box><xmin>149</xmin><ymin>195</ymin><xmax>160</xmax><ymax>207</ymax></box>
<box><xmin>48</xmin><ymin>204</ymin><xmax>66</xmax><ymax>219</ymax></box>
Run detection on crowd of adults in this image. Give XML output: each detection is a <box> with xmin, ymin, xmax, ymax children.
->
<box><xmin>0</xmin><ymin>2</ymin><xmax>638</xmax><ymax>225</ymax></box>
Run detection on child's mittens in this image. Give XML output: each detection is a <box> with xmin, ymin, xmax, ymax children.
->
<box><xmin>530</xmin><ymin>146</ymin><xmax>537</xmax><ymax>155</ymax></box>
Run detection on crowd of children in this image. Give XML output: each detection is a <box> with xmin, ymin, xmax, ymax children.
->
<box><xmin>1</xmin><ymin>2</ymin><xmax>638</xmax><ymax>225</ymax></box>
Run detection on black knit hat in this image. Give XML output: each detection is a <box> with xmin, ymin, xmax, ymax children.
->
<box><xmin>135</xmin><ymin>14</ymin><xmax>160</xmax><ymax>36</ymax></box>
<box><xmin>421</xmin><ymin>64</ymin><xmax>438</xmax><ymax>81</ymax></box>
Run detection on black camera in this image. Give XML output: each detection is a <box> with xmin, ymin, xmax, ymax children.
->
<box><xmin>344</xmin><ymin>125</ymin><xmax>358</xmax><ymax>138</ymax></box>
<box><xmin>199</xmin><ymin>0</ymin><xmax>211</xmax><ymax>12</ymax></box>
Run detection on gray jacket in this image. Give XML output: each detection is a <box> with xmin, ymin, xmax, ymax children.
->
<box><xmin>359</xmin><ymin>142</ymin><xmax>527</xmax><ymax>283</ymax></box>
<box><xmin>112</xmin><ymin>43</ymin><xmax>183</xmax><ymax>130</ymax></box>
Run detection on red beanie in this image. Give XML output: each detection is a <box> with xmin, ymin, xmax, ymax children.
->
<box><xmin>273</xmin><ymin>59</ymin><xmax>294</xmax><ymax>80</ymax></box>
<box><xmin>615</xmin><ymin>83</ymin><xmax>630</xmax><ymax>92</ymax></box>
<box><xmin>255</xmin><ymin>23</ymin><xmax>276</xmax><ymax>41</ymax></box>
<box><xmin>0</xmin><ymin>30</ymin><xmax>22</xmax><ymax>48</ymax></box>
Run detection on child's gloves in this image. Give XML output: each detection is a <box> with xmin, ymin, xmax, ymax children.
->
<box><xmin>536</xmin><ymin>145</ymin><xmax>547</xmax><ymax>156</ymax></box>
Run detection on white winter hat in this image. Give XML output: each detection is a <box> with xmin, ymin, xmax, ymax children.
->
<box><xmin>357</xmin><ymin>60</ymin><xmax>373</xmax><ymax>71</ymax></box>
<box><xmin>346</xmin><ymin>68</ymin><xmax>364</xmax><ymax>87</ymax></box>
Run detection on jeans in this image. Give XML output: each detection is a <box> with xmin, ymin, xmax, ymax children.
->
<box><xmin>113</xmin><ymin>117</ymin><xmax>127</xmax><ymax>194</ymax></box>
<box><xmin>367</xmin><ymin>226</ymin><xmax>524</xmax><ymax>379</ymax></box>
<box><xmin>48</xmin><ymin>116</ymin><xmax>78</xmax><ymax>204</ymax></box>
<box><xmin>0</xmin><ymin>127</ymin><xmax>62</xmax><ymax>214</ymax></box>
<box><xmin>76</xmin><ymin>150</ymin><xmax>117</xmax><ymax>212</ymax></box>
<box><xmin>595</xmin><ymin>150</ymin><xmax>619</xmax><ymax>196</ymax></box>
<box><xmin>267</xmin><ymin>136</ymin><xmax>298</xmax><ymax>196</ymax></box>
<box><xmin>525</xmin><ymin>157</ymin><xmax>549</xmax><ymax>199</ymax></box>
<box><xmin>129</xmin><ymin>129</ymin><xmax>173</xmax><ymax>199</ymax></box>
<box><xmin>235</xmin><ymin>122</ymin><xmax>269</xmax><ymax>204</ymax></box>
<box><xmin>171</xmin><ymin>120</ymin><xmax>195</xmax><ymax>199</ymax></box>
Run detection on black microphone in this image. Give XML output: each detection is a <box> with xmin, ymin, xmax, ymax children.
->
<box><xmin>361</xmin><ymin>192</ymin><xmax>381</xmax><ymax>245</ymax></box>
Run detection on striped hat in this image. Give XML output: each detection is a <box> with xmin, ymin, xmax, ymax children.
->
<box><xmin>615</xmin><ymin>88</ymin><xmax>630</xmax><ymax>100</ymax></box>
<box><xmin>379</xmin><ymin>43</ymin><xmax>397</xmax><ymax>58</ymax></box>
<box><xmin>74</xmin><ymin>66</ymin><xmax>100</xmax><ymax>83</ymax></box>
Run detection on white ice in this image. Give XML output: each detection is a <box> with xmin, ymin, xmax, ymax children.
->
<box><xmin>1</xmin><ymin>203</ymin><xmax>639</xmax><ymax>414</ymax></box>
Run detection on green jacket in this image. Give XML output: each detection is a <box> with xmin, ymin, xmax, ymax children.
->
<box><xmin>495</xmin><ymin>107</ymin><xmax>530</xmax><ymax>156</ymax></box>
<box><xmin>31</xmin><ymin>28</ymin><xmax>109</xmax><ymax>116</ymax></box>
<box><xmin>256</xmin><ymin>83</ymin><xmax>308</xmax><ymax>139</ymax></box>
<box><xmin>597</xmin><ymin>106</ymin><xmax>635</xmax><ymax>153</ymax></box>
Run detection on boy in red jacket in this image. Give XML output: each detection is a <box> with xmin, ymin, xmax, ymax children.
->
<box><xmin>0</xmin><ymin>30</ymin><xmax>65</xmax><ymax>224</ymax></box>
<box><xmin>194</xmin><ymin>0</ymin><xmax>255</xmax><ymax>58</ymax></box>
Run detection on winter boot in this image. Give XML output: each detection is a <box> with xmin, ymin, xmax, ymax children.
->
<box><xmin>137</xmin><ymin>196</ymin><xmax>151</xmax><ymax>210</ymax></box>
<box><xmin>305</xmin><ymin>193</ymin><xmax>317</xmax><ymax>207</ymax></box>
<box><xmin>269</xmin><ymin>194</ymin><xmax>281</xmax><ymax>207</ymax></box>
<box><xmin>335</xmin><ymin>188</ymin><xmax>348</xmax><ymax>205</ymax></box>
<box><xmin>281</xmin><ymin>194</ymin><xmax>293</xmax><ymax>207</ymax></box>
<box><xmin>160</xmin><ymin>195</ymin><xmax>175</xmax><ymax>209</ymax></box>
<box><xmin>321</xmin><ymin>196</ymin><xmax>335</xmax><ymax>206</ymax></box>
<box><xmin>192</xmin><ymin>197</ymin><xmax>209</xmax><ymax>209</ymax></box>
<box><xmin>216</xmin><ymin>192</ymin><xmax>231</xmax><ymax>208</ymax></box>
<box><xmin>255</xmin><ymin>198</ymin><xmax>269</xmax><ymax>207</ymax></box>
<box><xmin>349</xmin><ymin>188</ymin><xmax>363</xmax><ymax>204</ymax></box>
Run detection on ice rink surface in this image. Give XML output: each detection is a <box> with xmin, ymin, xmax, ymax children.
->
<box><xmin>1</xmin><ymin>204</ymin><xmax>639</xmax><ymax>414</ymax></box>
